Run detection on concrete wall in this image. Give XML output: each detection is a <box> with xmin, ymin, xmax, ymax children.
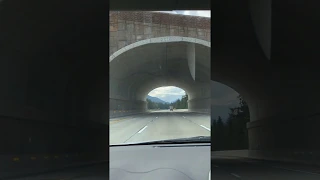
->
<box><xmin>109</xmin><ymin>11</ymin><xmax>210</xmax><ymax>56</ymax></box>
<box><xmin>212</xmin><ymin>149</ymin><xmax>320</xmax><ymax>166</ymax></box>
<box><xmin>109</xmin><ymin>98</ymin><xmax>147</xmax><ymax>118</ymax></box>
<box><xmin>247</xmin><ymin>107</ymin><xmax>320</xmax><ymax>151</ymax></box>
<box><xmin>109</xmin><ymin>98</ymin><xmax>146</xmax><ymax>110</ymax></box>
<box><xmin>109</xmin><ymin>110</ymin><xmax>147</xmax><ymax>119</ymax></box>
<box><xmin>188</xmin><ymin>98</ymin><xmax>211</xmax><ymax>114</ymax></box>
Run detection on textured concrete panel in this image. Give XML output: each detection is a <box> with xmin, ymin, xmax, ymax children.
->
<box><xmin>109</xmin><ymin>11</ymin><xmax>210</xmax><ymax>56</ymax></box>
<box><xmin>126</xmin><ymin>22</ymin><xmax>134</xmax><ymax>32</ymax></box>
<box><xmin>144</xmin><ymin>25</ymin><xmax>152</xmax><ymax>34</ymax></box>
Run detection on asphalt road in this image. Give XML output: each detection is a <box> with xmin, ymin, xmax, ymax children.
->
<box><xmin>109</xmin><ymin>110</ymin><xmax>211</xmax><ymax>145</ymax></box>
<box><xmin>211</xmin><ymin>156</ymin><xmax>320</xmax><ymax>180</ymax></box>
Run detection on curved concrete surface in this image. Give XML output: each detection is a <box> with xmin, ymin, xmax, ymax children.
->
<box><xmin>110</xmin><ymin>40</ymin><xmax>211</xmax><ymax>115</ymax></box>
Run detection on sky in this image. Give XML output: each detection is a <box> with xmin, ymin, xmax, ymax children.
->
<box><xmin>157</xmin><ymin>10</ymin><xmax>210</xmax><ymax>17</ymax></box>
<box><xmin>148</xmin><ymin>86</ymin><xmax>186</xmax><ymax>103</ymax></box>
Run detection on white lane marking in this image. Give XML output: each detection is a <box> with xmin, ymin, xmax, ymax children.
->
<box><xmin>272</xmin><ymin>166</ymin><xmax>320</xmax><ymax>175</ymax></box>
<box><xmin>138</xmin><ymin>126</ymin><xmax>148</xmax><ymax>133</ymax></box>
<box><xmin>156</xmin><ymin>117</ymin><xmax>158</xmax><ymax>118</ymax></box>
<box><xmin>230</xmin><ymin>173</ymin><xmax>241</xmax><ymax>178</ymax></box>
<box><xmin>208</xmin><ymin>170</ymin><xmax>211</xmax><ymax>180</ymax></box>
<box><xmin>200</xmin><ymin>125</ymin><xmax>211</xmax><ymax>131</ymax></box>
<box><xmin>213</xmin><ymin>165</ymin><xmax>219</xmax><ymax>168</ymax></box>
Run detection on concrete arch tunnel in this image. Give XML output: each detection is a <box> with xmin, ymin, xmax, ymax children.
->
<box><xmin>0</xmin><ymin>2</ymin><xmax>319</xmax><ymax>176</ymax></box>
<box><xmin>109</xmin><ymin>36</ymin><xmax>211</xmax><ymax>117</ymax></box>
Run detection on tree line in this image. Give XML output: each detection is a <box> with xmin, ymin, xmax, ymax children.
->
<box><xmin>147</xmin><ymin>94</ymin><xmax>188</xmax><ymax>110</ymax></box>
<box><xmin>212</xmin><ymin>95</ymin><xmax>250</xmax><ymax>150</ymax></box>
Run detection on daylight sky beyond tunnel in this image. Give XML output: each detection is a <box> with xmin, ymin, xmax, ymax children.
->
<box><xmin>148</xmin><ymin>86</ymin><xmax>186</xmax><ymax>103</ymax></box>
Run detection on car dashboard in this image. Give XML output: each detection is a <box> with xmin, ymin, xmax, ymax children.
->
<box><xmin>110</xmin><ymin>143</ymin><xmax>210</xmax><ymax>180</ymax></box>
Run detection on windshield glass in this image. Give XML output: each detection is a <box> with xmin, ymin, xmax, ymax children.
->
<box><xmin>109</xmin><ymin>10</ymin><xmax>211</xmax><ymax>145</ymax></box>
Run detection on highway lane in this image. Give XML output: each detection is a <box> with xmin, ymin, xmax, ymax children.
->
<box><xmin>110</xmin><ymin>110</ymin><xmax>211</xmax><ymax>145</ymax></box>
<box><xmin>211</xmin><ymin>156</ymin><xmax>320</xmax><ymax>179</ymax></box>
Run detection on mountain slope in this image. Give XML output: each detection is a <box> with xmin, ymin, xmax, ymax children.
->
<box><xmin>147</xmin><ymin>95</ymin><xmax>168</xmax><ymax>104</ymax></box>
<box><xmin>158</xmin><ymin>95</ymin><xmax>183</xmax><ymax>103</ymax></box>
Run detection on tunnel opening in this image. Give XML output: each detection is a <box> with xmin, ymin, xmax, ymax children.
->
<box><xmin>146</xmin><ymin>86</ymin><xmax>188</xmax><ymax>111</ymax></box>
<box><xmin>211</xmin><ymin>81</ymin><xmax>251</xmax><ymax>151</ymax></box>
<box><xmin>109</xmin><ymin>36</ymin><xmax>211</xmax><ymax>118</ymax></box>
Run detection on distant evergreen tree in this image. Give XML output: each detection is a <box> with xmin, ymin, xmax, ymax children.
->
<box><xmin>216</xmin><ymin>116</ymin><xmax>224</xmax><ymax>149</ymax></box>
<box><xmin>176</xmin><ymin>99</ymin><xmax>181</xmax><ymax>108</ymax></box>
<box><xmin>147</xmin><ymin>93</ymin><xmax>189</xmax><ymax>110</ymax></box>
<box><xmin>211</xmin><ymin>119</ymin><xmax>218</xmax><ymax>150</ymax></box>
<box><xmin>181</xmin><ymin>94</ymin><xmax>188</xmax><ymax>108</ymax></box>
<box><xmin>170</xmin><ymin>93</ymin><xmax>188</xmax><ymax>109</ymax></box>
<box><xmin>147</xmin><ymin>98</ymin><xmax>171</xmax><ymax>110</ymax></box>
<box><xmin>211</xmin><ymin>95</ymin><xmax>250</xmax><ymax>150</ymax></box>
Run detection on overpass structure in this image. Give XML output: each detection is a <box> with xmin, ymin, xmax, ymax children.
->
<box><xmin>0</xmin><ymin>0</ymin><xmax>319</xmax><ymax>178</ymax></box>
<box><xmin>109</xmin><ymin>11</ymin><xmax>211</xmax><ymax>118</ymax></box>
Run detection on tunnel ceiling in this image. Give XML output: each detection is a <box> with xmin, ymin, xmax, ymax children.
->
<box><xmin>110</xmin><ymin>41</ymin><xmax>210</xmax><ymax>101</ymax></box>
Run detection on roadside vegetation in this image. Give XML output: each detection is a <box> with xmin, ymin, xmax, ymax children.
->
<box><xmin>212</xmin><ymin>95</ymin><xmax>250</xmax><ymax>150</ymax></box>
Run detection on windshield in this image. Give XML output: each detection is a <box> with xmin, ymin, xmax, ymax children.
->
<box><xmin>109</xmin><ymin>10</ymin><xmax>211</xmax><ymax>145</ymax></box>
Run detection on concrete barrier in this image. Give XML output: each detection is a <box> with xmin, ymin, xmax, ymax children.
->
<box><xmin>109</xmin><ymin>110</ymin><xmax>146</xmax><ymax>119</ymax></box>
<box><xmin>211</xmin><ymin>150</ymin><xmax>249</xmax><ymax>158</ymax></box>
<box><xmin>248</xmin><ymin>150</ymin><xmax>320</xmax><ymax>166</ymax></box>
<box><xmin>188</xmin><ymin>109</ymin><xmax>210</xmax><ymax>114</ymax></box>
<box><xmin>211</xmin><ymin>149</ymin><xmax>320</xmax><ymax>166</ymax></box>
